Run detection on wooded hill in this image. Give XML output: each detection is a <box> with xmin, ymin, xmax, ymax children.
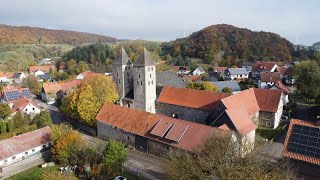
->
<box><xmin>0</xmin><ymin>24</ymin><xmax>116</xmax><ymax>44</ymax></box>
<box><xmin>162</xmin><ymin>24</ymin><xmax>294</xmax><ymax>66</ymax></box>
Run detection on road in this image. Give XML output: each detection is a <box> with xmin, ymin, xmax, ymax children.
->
<box><xmin>33</xmin><ymin>97</ymin><xmax>64</xmax><ymax>124</ymax></box>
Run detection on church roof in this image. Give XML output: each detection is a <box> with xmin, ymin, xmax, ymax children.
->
<box><xmin>134</xmin><ymin>48</ymin><xmax>155</xmax><ymax>67</ymax></box>
<box><xmin>113</xmin><ymin>47</ymin><xmax>132</xmax><ymax>65</ymax></box>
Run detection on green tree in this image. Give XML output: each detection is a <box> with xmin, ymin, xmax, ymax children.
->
<box><xmin>222</xmin><ymin>87</ymin><xmax>233</xmax><ymax>93</ymax></box>
<box><xmin>7</xmin><ymin>119</ymin><xmax>13</xmax><ymax>132</ymax></box>
<box><xmin>13</xmin><ymin>111</ymin><xmax>25</xmax><ymax>128</ymax></box>
<box><xmin>32</xmin><ymin>111</ymin><xmax>53</xmax><ymax>128</ymax></box>
<box><xmin>75</xmin><ymin>61</ymin><xmax>89</xmax><ymax>74</ymax></box>
<box><xmin>294</xmin><ymin>60</ymin><xmax>320</xmax><ymax>101</ymax></box>
<box><xmin>61</xmin><ymin>74</ymin><xmax>118</xmax><ymax>126</ymax></box>
<box><xmin>102</xmin><ymin>140</ymin><xmax>127</xmax><ymax>170</ymax></box>
<box><xmin>0</xmin><ymin>103</ymin><xmax>11</xmax><ymax>120</ymax></box>
<box><xmin>187</xmin><ymin>82</ymin><xmax>219</xmax><ymax>92</ymax></box>
<box><xmin>0</xmin><ymin>121</ymin><xmax>6</xmax><ymax>134</ymax></box>
<box><xmin>22</xmin><ymin>75</ymin><xmax>42</xmax><ymax>95</ymax></box>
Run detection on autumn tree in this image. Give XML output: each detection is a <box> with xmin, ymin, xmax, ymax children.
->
<box><xmin>0</xmin><ymin>103</ymin><xmax>11</xmax><ymax>120</ymax></box>
<box><xmin>167</xmin><ymin>135</ymin><xmax>294</xmax><ymax>180</ymax></box>
<box><xmin>187</xmin><ymin>82</ymin><xmax>219</xmax><ymax>92</ymax></box>
<box><xmin>32</xmin><ymin>111</ymin><xmax>53</xmax><ymax>128</ymax></box>
<box><xmin>61</xmin><ymin>74</ymin><xmax>118</xmax><ymax>126</ymax></box>
<box><xmin>102</xmin><ymin>140</ymin><xmax>127</xmax><ymax>171</ymax></box>
<box><xmin>294</xmin><ymin>60</ymin><xmax>320</xmax><ymax>101</ymax></box>
<box><xmin>222</xmin><ymin>87</ymin><xmax>233</xmax><ymax>93</ymax></box>
<box><xmin>50</xmin><ymin>123</ymin><xmax>72</xmax><ymax>143</ymax></box>
<box><xmin>52</xmin><ymin>130</ymin><xmax>85</xmax><ymax>165</ymax></box>
<box><xmin>22</xmin><ymin>75</ymin><xmax>42</xmax><ymax>95</ymax></box>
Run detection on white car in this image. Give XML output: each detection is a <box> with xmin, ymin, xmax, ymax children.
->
<box><xmin>281</xmin><ymin>115</ymin><xmax>289</xmax><ymax>122</ymax></box>
<box><xmin>114</xmin><ymin>176</ymin><xmax>127</xmax><ymax>180</ymax></box>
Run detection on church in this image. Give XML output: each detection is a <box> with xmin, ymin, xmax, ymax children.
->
<box><xmin>112</xmin><ymin>47</ymin><xmax>156</xmax><ymax>113</ymax></box>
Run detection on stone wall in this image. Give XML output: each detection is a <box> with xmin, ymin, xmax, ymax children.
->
<box><xmin>259</xmin><ymin>111</ymin><xmax>275</xmax><ymax>128</ymax></box>
<box><xmin>148</xmin><ymin>139</ymin><xmax>172</xmax><ymax>158</ymax></box>
<box><xmin>156</xmin><ymin>102</ymin><xmax>210</xmax><ymax>124</ymax></box>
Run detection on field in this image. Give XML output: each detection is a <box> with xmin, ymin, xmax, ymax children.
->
<box><xmin>0</xmin><ymin>44</ymin><xmax>75</xmax><ymax>71</ymax></box>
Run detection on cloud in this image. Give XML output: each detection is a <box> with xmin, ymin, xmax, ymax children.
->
<box><xmin>0</xmin><ymin>0</ymin><xmax>319</xmax><ymax>45</ymax></box>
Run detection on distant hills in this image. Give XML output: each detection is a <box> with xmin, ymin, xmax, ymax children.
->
<box><xmin>0</xmin><ymin>24</ymin><xmax>117</xmax><ymax>44</ymax></box>
<box><xmin>313</xmin><ymin>42</ymin><xmax>320</xmax><ymax>51</ymax></box>
<box><xmin>162</xmin><ymin>24</ymin><xmax>294</xmax><ymax>65</ymax></box>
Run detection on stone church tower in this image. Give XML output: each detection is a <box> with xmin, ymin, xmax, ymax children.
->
<box><xmin>113</xmin><ymin>47</ymin><xmax>156</xmax><ymax>113</ymax></box>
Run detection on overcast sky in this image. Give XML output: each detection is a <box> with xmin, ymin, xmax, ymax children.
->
<box><xmin>0</xmin><ymin>0</ymin><xmax>319</xmax><ymax>45</ymax></box>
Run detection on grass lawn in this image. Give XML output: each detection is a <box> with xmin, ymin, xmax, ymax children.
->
<box><xmin>256</xmin><ymin>122</ymin><xmax>286</xmax><ymax>140</ymax></box>
<box><xmin>7</xmin><ymin>165</ymin><xmax>59</xmax><ymax>180</ymax></box>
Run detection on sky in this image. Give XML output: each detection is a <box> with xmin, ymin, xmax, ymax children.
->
<box><xmin>0</xmin><ymin>0</ymin><xmax>319</xmax><ymax>45</ymax></box>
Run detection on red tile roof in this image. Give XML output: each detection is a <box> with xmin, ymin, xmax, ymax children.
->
<box><xmin>283</xmin><ymin>67</ymin><xmax>293</xmax><ymax>77</ymax></box>
<box><xmin>212</xmin><ymin>66</ymin><xmax>227</xmax><ymax>72</ymax></box>
<box><xmin>253</xmin><ymin>62</ymin><xmax>278</xmax><ymax>71</ymax></box>
<box><xmin>96</xmin><ymin>103</ymin><xmax>228</xmax><ymax>152</ymax></box>
<box><xmin>0</xmin><ymin>126</ymin><xmax>51</xmax><ymax>161</ymax></box>
<box><xmin>157</xmin><ymin>86</ymin><xmax>231</xmax><ymax>111</ymax></box>
<box><xmin>225</xmin><ymin>108</ymin><xmax>257</xmax><ymax>135</ymax></box>
<box><xmin>283</xmin><ymin>119</ymin><xmax>320</xmax><ymax>165</ymax></box>
<box><xmin>260</xmin><ymin>72</ymin><xmax>281</xmax><ymax>83</ymax></box>
<box><xmin>42</xmin><ymin>79</ymin><xmax>81</xmax><ymax>94</ymax></box>
<box><xmin>276</xmin><ymin>66</ymin><xmax>288</xmax><ymax>75</ymax></box>
<box><xmin>0</xmin><ymin>71</ymin><xmax>14</xmax><ymax>78</ymax></box>
<box><xmin>29</xmin><ymin>65</ymin><xmax>57</xmax><ymax>73</ymax></box>
<box><xmin>274</xmin><ymin>81</ymin><xmax>290</xmax><ymax>95</ymax></box>
<box><xmin>253</xmin><ymin>88</ymin><xmax>282</xmax><ymax>113</ymax></box>
<box><xmin>189</xmin><ymin>75</ymin><xmax>201</xmax><ymax>82</ymax></box>
<box><xmin>10</xmin><ymin>97</ymin><xmax>39</xmax><ymax>113</ymax></box>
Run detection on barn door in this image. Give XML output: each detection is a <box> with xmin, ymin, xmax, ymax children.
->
<box><xmin>135</xmin><ymin>135</ymin><xmax>148</xmax><ymax>153</ymax></box>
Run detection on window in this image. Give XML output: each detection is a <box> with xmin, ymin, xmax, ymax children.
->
<box><xmin>25</xmin><ymin>151</ymin><xmax>28</xmax><ymax>155</ymax></box>
<box><xmin>151</xmin><ymin>81</ymin><xmax>153</xmax><ymax>85</ymax></box>
<box><xmin>43</xmin><ymin>145</ymin><xmax>46</xmax><ymax>149</ymax></box>
<box><xmin>128</xmin><ymin>66</ymin><xmax>130</xmax><ymax>70</ymax></box>
<box><xmin>49</xmin><ymin>142</ymin><xmax>52</xmax><ymax>146</ymax></box>
<box><xmin>137</xmin><ymin>81</ymin><xmax>139</xmax><ymax>85</ymax></box>
<box><xmin>4</xmin><ymin>159</ymin><xmax>7</xmax><ymax>163</ymax></box>
<box><xmin>127</xmin><ymin>72</ymin><xmax>129</xmax><ymax>76</ymax></box>
<box><xmin>151</xmin><ymin>67</ymin><xmax>154</xmax><ymax>71</ymax></box>
<box><xmin>25</xmin><ymin>109</ymin><xmax>28</xmax><ymax>111</ymax></box>
<box><xmin>148</xmin><ymin>67</ymin><xmax>150</xmax><ymax>71</ymax></box>
<box><xmin>32</xmin><ymin>149</ymin><xmax>35</xmax><ymax>152</ymax></box>
<box><xmin>139</xmin><ymin>74</ymin><xmax>140</xmax><ymax>78</ymax></box>
<box><xmin>150</xmin><ymin>74</ymin><xmax>151</xmax><ymax>78</ymax></box>
<box><xmin>32</xmin><ymin>108</ymin><xmax>35</xmax><ymax>111</ymax></box>
<box><xmin>128</xmin><ymin>104</ymin><xmax>131</xmax><ymax>108</ymax></box>
<box><xmin>148</xmin><ymin>81</ymin><xmax>150</xmax><ymax>85</ymax></box>
<box><xmin>12</xmin><ymin>156</ymin><xmax>16</xmax><ymax>160</ymax></box>
<box><xmin>125</xmin><ymin>67</ymin><xmax>127</xmax><ymax>70</ymax></box>
<box><xmin>141</xmin><ymin>81</ymin><xmax>142</xmax><ymax>85</ymax></box>
<box><xmin>127</xmin><ymin>136</ymin><xmax>130</xmax><ymax>140</ymax></box>
<box><xmin>266</xmin><ymin>122</ymin><xmax>272</xmax><ymax>127</ymax></box>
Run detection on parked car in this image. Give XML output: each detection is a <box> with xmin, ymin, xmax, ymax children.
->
<box><xmin>114</xmin><ymin>176</ymin><xmax>127</xmax><ymax>180</ymax></box>
<box><xmin>281</xmin><ymin>115</ymin><xmax>289</xmax><ymax>122</ymax></box>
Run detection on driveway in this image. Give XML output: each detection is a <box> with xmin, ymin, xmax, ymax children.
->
<box><xmin>33</xmin><ymin>97</ymin><xmax>64</xmax><ymax>124</ymax></box>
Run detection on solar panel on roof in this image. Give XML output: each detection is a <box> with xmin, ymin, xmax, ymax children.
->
<box><xmin>287</xmin><ymin>124</ymin><xmax>320</xmax><ymax>159</ymax></box>
<box><xmin>22</xmin><ymin>89</ymin><xmax>32</xmax><ymax>98</ymax></box>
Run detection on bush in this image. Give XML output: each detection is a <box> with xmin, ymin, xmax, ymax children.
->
<box><xmin>102</xmin><ymin>140</ymin><xmax>127</xmax><ymax>170</ymax></box>
<box><xmin>0</xmin><ymin>121</ymin><xmax>6</xmax><ymax>133</ymax></box>
<box><xmin>7</xmin><ymin>119</ymin><xmax>13</xmax><ymax>132</ymax></box>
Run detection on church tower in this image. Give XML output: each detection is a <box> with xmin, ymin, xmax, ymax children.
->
<box><xmin>112</xmin><ymin>47</ymin><xmax>133</xmax><ymax>106</ymax></box>
<box><xmin>133</xmin><ymin>48</ymin><xmax>156</xmax><ymax>113</ymax></box>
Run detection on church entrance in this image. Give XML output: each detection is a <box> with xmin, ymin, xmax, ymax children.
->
<box><xmin>135</xmin><ymin>135</ymin><xmax>148</xmax><ymax>153</ymax></box>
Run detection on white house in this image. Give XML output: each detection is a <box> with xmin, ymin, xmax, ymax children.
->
<box><xmin>190</xmin><ymin>67</ymin><xmax>205</xmax><ymax>76</ymax></box>
<box><xmin>225</xmin><ymin>68</ymin><xmax>249</xmax><ymax>81</ymax></box>
<box><xmin>9</xmin><ymin>97</ymin><xmax>41</xmax><ymax>117</ymax></box>
<box><xmin>0</xmin><ymin>126</ymin><xmax>52</xmax><ymax>169</ymax></box>
<box><xmin>29</xmin><ymin>65</ymin><xmax>56</xmax><ymax>77</ymax></box>
<box><xmin>13</xmin><ymin>72</ymin><xmax>27</xmax><ymax>84</ymax></box>
<box><xmin>258</xmin><ymin>72</ymin><xmax>281</xmax><ymax>89</ymax></box>
<box><xmin>252</xmin><ymin>62</ymin><xmax>278</xmax><ymax>78</ymax></box>
<box><xmin>0</xmin><ymin>72</ymin><xmax>14</xmax><ymax>84</ymax></box>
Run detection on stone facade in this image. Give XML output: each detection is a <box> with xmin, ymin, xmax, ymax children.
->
<box><xmin>156</xmin><ymin>102</ymin><xmax>210</xmax><ymax>124</ymax></box>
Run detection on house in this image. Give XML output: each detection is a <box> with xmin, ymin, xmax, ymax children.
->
<box><xmin>0</xmin><ymin>126</ymin><xmax>52</xmax><ymax>169</ymax></box>
<box><xmin>208</xmin><ymin>88</ymin><xmax>284</xmax><ymax>130</ymax></box>
<box><xmin>173</xmin><ymin>66</ymin><xmax>189</xmax><ymax>75</ymax></box>
<box><xmin>212</xmin><ymin>66</ymin><xmax>227</xmax><ymax>74</ymax></box>
<box><xmin>29</xmin><ymin>65</ymin><xmax>57</xmax><ymax>77</ymax></box>
<box><xmin>96</xmin><ymin>103</ymin><xmax>230</xmax><ymax>156</ymax></box>
<box><xmin>156</xmin><ymin>71</ymin><xmax>188</xmax><ymax>88</ymax></box>
<box><xmin>9</xmin><ymin>97</ymin><xmax>41</xmax><ymax>117</ymax></box>
<box><xmin>37</xmin><ymin>58</ymin><xmax>52</xmax><ymax>65</ymax></box>
<box><xmin>252</xmin><ymin>61</ymin><xmax>278</xmax><ymax>78</ymax></box>
<box><xmin>58</xmin><ymin>65</ymin><xmax>68</xmax><ymax>72</ymax></box>
<box><xmin>190</xmin><ymin>67</ymin><xmax>205</xmax><ymax>76</ymax></box>
<box><xmin>0</xmin><ymin>72</ymin><xmax>14</xmax><ymax>84</ymax></box>
<box><xmin>242</xmin><ymin>65</ymin><xmax>253</xmax><ymax>73</ymax></box>
<box><xmin>12</xmin><ymin>72</ymin><xmax>27</xmax><ymax>84</ymax></box>
<box><xmin>156</xmin><ymin>86</ymin><xmax>230</xmax><ymax>124</ymax></box>
<box><xmin>225</xmin><ymin>68</ymin><xmax>249</xmax><ymax>81</ymax></box>
<box><xmin>211</xmin><ymin>81</ymin><xmax>241</xmax><ymax>94</ymax></box>
<box><xmin>38</xmin><ymin>73</ymin><xmax>51</xmax><ymax>82</ymax></box>
<box><xmin>1</xmin><ymin>87</ymin><xmax>33</xmax><ymax>103</ymax></box>
<box><xmin>76</xmin><ymin>71</ymin><xmax>100</xmax><ymax>80</ymax></box>
<box><xmin>268</xmin><ymin>81</ymin><xmax>290</xmax><ymax>105</ymax></box>
<box><xmin>258</xmin><ymin>72</ymin><xmax>281</xmax><ymax>89</ymax></box>
<box><xmin>41</xmin><ymin>79</ymin><xmax>81</xmax><ymax>104</ymax></box>
<box><xmin>283</xmin><ymin>67</ymin><xmax>295</xmax><ymax>85</ymax></box>
<box><xmin>282</xmin><ymin>119</ymin><xmax>320</xmax><ymax>165</ymax></box>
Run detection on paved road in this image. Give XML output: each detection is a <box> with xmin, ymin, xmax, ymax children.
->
<box><xmin>33</xmin><ymin>97</ymin><xmax>64</xmax><ymax>124</ymax></box>
<box><xmin>0</xmin><ymin>151</ymin><xmax>51</xmax><ymax>179</ymax></box>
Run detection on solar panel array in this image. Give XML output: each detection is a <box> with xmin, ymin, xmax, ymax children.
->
<box><xmin>287</xmin><ymin>124</ymin><xmax>320</xmax><ymax>159</ymax></box>
<box><xmin>5</xmin><ymin>89</ymin><xmax>33</xmax><ymax>101</ymax></box>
